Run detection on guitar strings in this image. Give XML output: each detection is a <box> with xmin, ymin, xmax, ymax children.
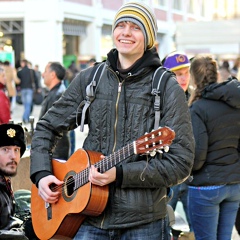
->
<box><xmin>49</xmin><ymin>142</ymin><xmax>135</xmax><ymax>193</ymax></box>
<box><xmin>48</xmin><ymin>132</ymin><xmax>168</xmax><ymax>193</ymax></box>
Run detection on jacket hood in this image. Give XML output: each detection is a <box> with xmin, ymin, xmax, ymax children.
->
<box><xmin>107</xmin><ymin>47</ymin><xmax>161</xmax><ymax>74</ymax></box>
<box><xmin>203</xmin><ymin>78</ymin><xmax>240</xmax><ymax>108</ymax></box>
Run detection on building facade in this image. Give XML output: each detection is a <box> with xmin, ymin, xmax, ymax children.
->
<box><xmin>0</xmin><ymin>0</ymin><xmax>209</xmax><ymax>70</ymax></box>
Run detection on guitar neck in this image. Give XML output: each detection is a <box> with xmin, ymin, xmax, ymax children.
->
<box><xmin>95</xmin><ymin>142</ymin><xmax>135</xmax><ymax>173</ymax></box>
<box><xmin>74</xmin><ymin>142</ymin><xmax>135</xmax><ymax>190</ymax></box>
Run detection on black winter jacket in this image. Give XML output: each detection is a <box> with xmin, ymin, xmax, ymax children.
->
<box><xmin>17</xmin><ymin>66</ymin><xmax>38</xmax><ymax>90</ymax></box>
<box><xmin>0</xmin><ymin>176</ymin><xmax>14</xmax><ymax>230</ymax></box>
<box><xmin>189</xmin><ymin>78</ymin><xmax>240</xmax><ymax>186</ymax></box>
<box><xmin>39</xmin><ymin>82</ymin><xmax>70</xmax><ymax>160</ymax></box>
<box><xmin>30</xmin><ymin>48</ymin><xmax>194</xmax><ymax>229</ymax></box>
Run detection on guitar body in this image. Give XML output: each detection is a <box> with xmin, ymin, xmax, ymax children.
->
<box><xmin>31</xmin><ymin>149</ymin><xmax>109</xmax><ymax>240</ymax></box>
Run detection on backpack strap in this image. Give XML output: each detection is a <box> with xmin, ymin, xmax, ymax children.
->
<box><xmin>78</xmin><ymin>62</ymin><xmax>105</xmax><ymax>132</ymax></box>
<box><xmin>78</xmin><ymin>64</ymin><xmax>173</xmax><ymax>132</ymax></box>
<box><xmin>151</xmin><ymin>66</ymin><xmax>174</xmax><ymax>130</ymax></box>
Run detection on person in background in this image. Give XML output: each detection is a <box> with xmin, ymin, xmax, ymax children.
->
<box><xmin>30</xmin><ymin>2</ymin><xmax>194</xmax><ymax>239</ymax></box>
<box><xmin>235</xmin><ymin>208</ymin><xmax>240</xmax><ymax>236</ymax></box>
<box><xmin>17</xmin><ymin>59</ymin><xmax>39</xmax><ymax>123</ymax></box>
<box><xmin>39</xmin><ymin>62</ymin><xmax>70</xmax><ymax>160</ymax></box>
<box><xmin>163</xmin><ymin>51</ymin><xmax>192</xmax><ymax>232</ymax></box>
<box><xmin>68</xmin><ymin>60</ymin><xmax>79</xmax><ymax>81</ymax></box>
<box><xmin>231</xmin><ymin>57</ymin><xmax>240</xmax><ymax>78</ymax></box>
<box><xmin>88</xmin><ymin>58</ymin><xmax>96</xmax><ymax>68</ymax></box>
<box><xmin>163</xmin><ymin>51</ymin><xmax>191</xmax><ymax>99</ymax></box>
<box><xmin>0</xmin><ymin>67</ymin><xmax>11</xmax><ymax>124</ymax></box>
<box><xmin>237</xmin><ymin>65</ymin><xmax>240</xmax><ymax>80</ymax></box>
<box><xmin>34</xmin><ymin>64</ymin><xmax>42</xmax><ymax>89</ymax></box>
<box><xmin>219</xmin><ymin>65</ymin><xmax>231</xmax><ymax>82</ymax></box>
<box><xmin>188</xmin><ymin>54</ymin><xmax>240</xmax><ymax>240</ymax></box>
<box><xmin>63</xmin><ymin>62</ymin><xmax>78</xmax><ymax>156</ymax></box>
<box><xmin>3</xmin><ymin>61</ymin><xmax>20</xmax><ymax>113</ymax></box>
<box><xmin>0</xmin><ymin>123</ymin><xmax>26</xmax><ymax>234</ymax></box>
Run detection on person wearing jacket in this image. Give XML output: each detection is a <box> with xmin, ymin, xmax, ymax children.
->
<box><xmin>17</xmin><ymin>59</ymin><xmax>39</xmax><ymax>123</ymax></box>
<box><xmin>3</xmin><ymin>61</ymin><xmax>20</xmax><ymax>113</ymax></box>
<box><xmin>163</xmin><ymin>52</ymin><xmax>192</xmax><ymax>233</ymax></box>
<box><xmin>30</xmin><ymin>2</ymin><xmax>194</xmax><ymax>239</ymax></box>
<box><xmin>188</xmin><ymin>54</ymin><xmax>240</xmax><ymax>240</ymax></box>
<box><xmin>39</xmin><ymin>62</ymin><xmax>70</xmax><ymax>160</ymax></box>
<box><xmin>0</xmin><ymin>67</ymin><xmax>11</xmax><ymax>124</ymax></box>
<box><xmin>0</xmin><ymin>123</ymin><xmax>26</xmax><ymax>232</ymax></box>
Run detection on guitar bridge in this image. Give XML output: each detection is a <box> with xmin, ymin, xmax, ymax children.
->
<box><xmin>45</xmin><ymin>202</ymin><xmax>52</xmax><ymax>220</ymax></box>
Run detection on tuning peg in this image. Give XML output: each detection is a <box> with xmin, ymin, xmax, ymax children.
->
<box><xmin>150</xmin><ymin>150</ymin><xmax>156</xmax><ymax>157</ymax></box>
<box><xmin>157</xmin><ymin>149</ymin><xmax>163</xmax><ymax>154</ymax></box>
<box><xmin>164</xmin><ymin>146</ymin><xmax>169</xmax><ymax>152</ymax></box>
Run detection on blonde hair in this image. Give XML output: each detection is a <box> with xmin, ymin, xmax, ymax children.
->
<box><xmin>189</xmin><ymin>54</ymin><xmax>218</xmax><ymax>105</ymax></box>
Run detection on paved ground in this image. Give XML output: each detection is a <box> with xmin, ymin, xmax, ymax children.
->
<box><xmin>11</xmin><ymin>103</ymin><xmax>240</xmax><ymax>240</ymax></box>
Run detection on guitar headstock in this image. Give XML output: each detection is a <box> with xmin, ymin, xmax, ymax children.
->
<box><xmin>134</xmin><ymin>126</ymin><xmax>175</xmax><ymax>156</ymax></box>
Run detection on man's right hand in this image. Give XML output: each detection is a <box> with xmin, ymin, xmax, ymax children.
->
<box><xmin>38</xmin><ymin>175</ymin><xmax>63</xmax><ymax>203</ymax></box>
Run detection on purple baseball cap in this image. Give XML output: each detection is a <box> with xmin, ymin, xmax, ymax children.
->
<box><xmin>163</xmin><ymin>52</ymin><xmax>190</xmax><ymax>71</ymax></box>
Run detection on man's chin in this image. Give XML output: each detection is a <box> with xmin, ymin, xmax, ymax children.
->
<box><xmin>8</xmin><ymin>172</ymin><xmax>17</xmax><ymax>177</ymax></box>
<box><xmin>0</xmin><ymin>168</ymin><xmax>17</xmax><ymax>177</ymax></box>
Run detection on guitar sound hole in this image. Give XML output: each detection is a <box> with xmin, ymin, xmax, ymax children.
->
<box><xmin>66</xmin><ymin>176</ymin><xmax>75</xmax><ymax>196</ymax></box>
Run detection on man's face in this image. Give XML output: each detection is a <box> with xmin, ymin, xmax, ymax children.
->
<box><xmin>173</xmin><ymin>66</ymin><xmax>190</xmax><ymax>92</ymax></box>
<box><xmin>42</xmin><ymin>63</ymin><xmax>53</xmax><ymax>88</ymax></box>
<box><xmin>113</xmin><ymin>21</ymin><xmax>145</xmax><ymax>62</ymax></box>
<box><xmin>0</xmin><ymin>146</ymin><xmax>21</xmax><ymax>177</ymax></box>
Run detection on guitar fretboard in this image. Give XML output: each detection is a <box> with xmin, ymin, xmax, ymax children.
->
<box><xmin>73</xmin><ymin>142</ymin><xmax>135</xmax><ymax>190</ymax></box>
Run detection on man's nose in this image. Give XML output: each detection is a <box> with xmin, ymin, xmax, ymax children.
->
<box><xmin>122</xmin><ymin>26</ymin><xmax>131</xmax><ymax>35</ymax></box>
<box><xmin>179</xmin><ymin>75</ymin><xmax>187</xmax><ymax>80</ymax></box>
<box><xmin>9</xmin><ymin>149</ymin><xmax>17</xmax><ymax>158</ymax></box>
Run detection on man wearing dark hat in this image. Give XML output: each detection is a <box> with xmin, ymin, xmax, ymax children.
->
<box><xmin>30</xmin><ymin>2</ymin><xmax>194</xmax><ymax>239</ymax></box>
<box><xmin>0</xmin><ymin>123</ymin><xmax>26</xmax><ymax>232</ymax></box>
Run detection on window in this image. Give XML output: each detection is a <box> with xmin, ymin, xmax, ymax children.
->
<box><xmin>173</xmin><ymin>0</ymin><xmax>182</xmax><ymax>10</ymax></box>
<box><xmin>153</xmin><ymin>0</ymin><xmax>166</xmax><ymax>7</ymax></box>
<box><xmin>188</xmin><ymin>0</ymin><xmax>194</xmax><ymax>14</ymax></box>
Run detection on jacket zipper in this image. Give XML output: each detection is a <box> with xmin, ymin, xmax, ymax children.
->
<box><xmin>100</xmin><ymin>78</ymin><xmax>124</xmax><ymax>229</ymax></box>
<box><xmin>112</xmin><ymin>81</ymin><xmax>123</xmax><ymax>153</ymax></box>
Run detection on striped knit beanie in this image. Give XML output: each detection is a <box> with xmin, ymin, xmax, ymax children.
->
<box><xmin>113</xmin><ymin>2</ymin><xmax>158</xmax><ymax>50</ymax></box>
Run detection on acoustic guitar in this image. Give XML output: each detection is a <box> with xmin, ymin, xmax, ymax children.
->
<box><xmin>31</xmin><ymin>126</ymin><xmax>175</xmax><ymax>240</ymax></box>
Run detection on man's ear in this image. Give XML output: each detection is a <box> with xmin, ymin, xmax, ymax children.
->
<box><xmin>51</xmin><ymin>71</ymin><xmax>57</xmax><ymax>79</ymax></box>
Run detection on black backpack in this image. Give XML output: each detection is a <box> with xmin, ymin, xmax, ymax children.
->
<box><xmin>78</xmin><ymin>62</ymin><xmax>175</xmax><ymax>131</ymax></box>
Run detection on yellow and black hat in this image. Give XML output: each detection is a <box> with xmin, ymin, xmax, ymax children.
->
<box><xmin>0</xmin><ymin>123</ymin><xmax>26</xmax><ymax>157</ymax></box>
<box><xmin>113</xmin><ymin>2</ymin><xmax>158</xmax><ymax>50</ymax></box>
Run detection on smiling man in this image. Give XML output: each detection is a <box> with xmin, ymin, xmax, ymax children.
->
<box><xmin>30</xmin><ymin>2</ymin><xmax>194</xmax><ymax>239</ymax></box>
